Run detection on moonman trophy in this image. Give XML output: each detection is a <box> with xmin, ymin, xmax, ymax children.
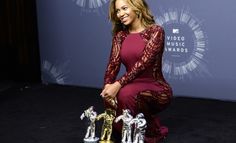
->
<box><xmin>130</xmin><ymin>113</ymin><xmax>147</xmax><ymax>143</ymax></box>
<box><xmin>80</xmin><ymin>106</ymin><xmax>99</xmax><ymax>143</ymax></box>
<box><xmin>115</xmin><ymin>109</ymin><xmax>133</xmax><ymax>143</ymax></box>
<box><xmin>96</xmin><ymin>108</ymin><xmax>116</xmax><ymax>143</ymax></box>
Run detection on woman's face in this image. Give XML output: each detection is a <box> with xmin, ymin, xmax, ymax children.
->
<box><xmin>115</xmin><ymin>0</ymin><xmax>138</xmax><ymax>26</ymax></box>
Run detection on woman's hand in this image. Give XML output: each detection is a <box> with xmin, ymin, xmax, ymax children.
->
<box><xmin>100</xmin><ymin>81</ymin><xmax>121</xmax><ymax>100</ymax></box>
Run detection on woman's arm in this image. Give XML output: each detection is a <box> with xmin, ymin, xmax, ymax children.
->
<box><xmin>101</xmin><ymin>32</ymin><xmax>123</xmax><ymax>99</ymax></box>
<box><xmin>104</xmin><ymin>32</ymin><xmax>122</xmax><ymax>85</ymax></box>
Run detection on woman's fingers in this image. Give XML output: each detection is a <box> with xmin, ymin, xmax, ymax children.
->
<box><xmin>101</xmin><ymin>82</ymin><xmax>120</xmax><ymax>99</ymax></box>
<box><xmin>100</xmin><ymin>89</ymin><xmax>106</xmax><ymax>97</ymax></box>
<box><xmin>100</xmin><ymin>84</ymin><xmax>111</xmax><ymax>97</ymax></box>
<box><xmin>100</xmin><ymin>91</ymin><xmax>104</xmax><ymax>97</ymax></box>
<box><xmin>100</xmin><ymin>89</ymin><xmax>111</xmax><ymax>98</ymax></box>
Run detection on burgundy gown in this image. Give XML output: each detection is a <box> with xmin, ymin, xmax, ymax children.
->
<box><xmin>104</xmin><ymin>25</ymin><xmax>172</xmax><ymax>143</ymax></box>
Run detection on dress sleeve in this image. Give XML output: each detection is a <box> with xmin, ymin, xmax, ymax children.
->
<box><xmin>117</xmin><ymin>26</ymin><xmax>165</xmax><ymax>86</ymax></box>
<box><xmin>104</xmin><ymin>32</ymin><xmax>122</xmax><ymax>85</ymax></box>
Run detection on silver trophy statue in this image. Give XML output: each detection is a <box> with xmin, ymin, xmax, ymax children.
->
<box><xmin>80</xmin><ymin>106</ymin><xmax>99</xmax><ymax>143</ymax></box>
<box><xmin>115</xmin><ymin>109</ymin><xmax>133</xmax><ymax>143</ymax></box>
<box><xmin>130</xmin><ymin>113</ymin><xmax>147</xmax><ymax>143</ymax></box>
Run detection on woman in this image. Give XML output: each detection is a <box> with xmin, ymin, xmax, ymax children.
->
<box><xmin>100</xmin><ymin>0</ymin><xmax>173</xmax><ymax>142</ymax></box>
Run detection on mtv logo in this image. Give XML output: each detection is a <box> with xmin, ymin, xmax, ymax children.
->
<box><xmin>172</xmin><ymin>28</ymin><xmax>179</xmax><ymax>34</ymax></box>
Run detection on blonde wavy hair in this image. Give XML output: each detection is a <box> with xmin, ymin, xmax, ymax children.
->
<box><xmin>109</xmin><ymin>0</ymin><xmax>155</xmax><ymax>35</ymax></box>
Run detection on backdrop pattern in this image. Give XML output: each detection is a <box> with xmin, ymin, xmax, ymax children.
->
<box><xmin>36</xmin><ymin>0</ymin><xmax>236</xmax><ymax>101</ymax></box>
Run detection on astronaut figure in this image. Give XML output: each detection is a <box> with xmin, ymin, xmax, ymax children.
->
<box><xmin>96</xmin><ymin>108</ymin><xmax>116</xmax><ymax>141</ymax></box>
<box><xmin>115</xmin><ymin>109</ymin><xmax>133</xmax><ymax>143</ymax></box>
<box><xmin>130</xmin><ymin>113</ymin><xmax>147</xmax><ymax>143</ymax></box>
<box><xmin>80</xmin><ymin>106</ymin><xmax>98</xmax><ymax>142</ymax></box>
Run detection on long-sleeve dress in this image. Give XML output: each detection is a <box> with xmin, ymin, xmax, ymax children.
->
<box><xmin>103</xmin><ymin>24</ymin><xmax>173</xmax><ymax>143</ymax></box>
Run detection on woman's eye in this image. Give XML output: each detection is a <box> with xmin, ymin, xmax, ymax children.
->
<box><xmin>123</xmin><ymin>7</ymin><xmax>128</xmax><ymax>10</ymax></box>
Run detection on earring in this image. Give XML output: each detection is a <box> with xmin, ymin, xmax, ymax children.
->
<box><xmin>136</xmin><ymin>11</ymin><xmax>141</xmax><ymax>18</ymax></box>
<box><xmin>135</xmin><ymin>11</ymin><xmax>140</xmax><ymax>18</ymax></box>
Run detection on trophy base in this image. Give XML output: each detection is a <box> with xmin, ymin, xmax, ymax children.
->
<box><xmin>99</xmin><ymin>141</ymin><xmax>114</xmax><ymax>143</ymax></box>
<box><xmin>84</xmin><ymin>137</ymin><xmax>99</xmax><ymax>143</ymax></box>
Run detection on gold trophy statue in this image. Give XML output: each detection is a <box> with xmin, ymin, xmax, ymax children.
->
<box><xmin>96</xmin><ymin>108</ymin><xmax>116</xmax><ymax>143</ymax></box>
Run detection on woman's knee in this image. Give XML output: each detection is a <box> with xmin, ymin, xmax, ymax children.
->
<box><xmin>117</xmin><ymin>87</ymin><xmax>135</xmax><ymax>104</ymax></box>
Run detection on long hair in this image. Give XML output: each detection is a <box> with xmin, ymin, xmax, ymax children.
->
<box><xmin>109</xmin><ymin>0</ymin><xmax>155</xmax><ymax>35</ymax></box>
